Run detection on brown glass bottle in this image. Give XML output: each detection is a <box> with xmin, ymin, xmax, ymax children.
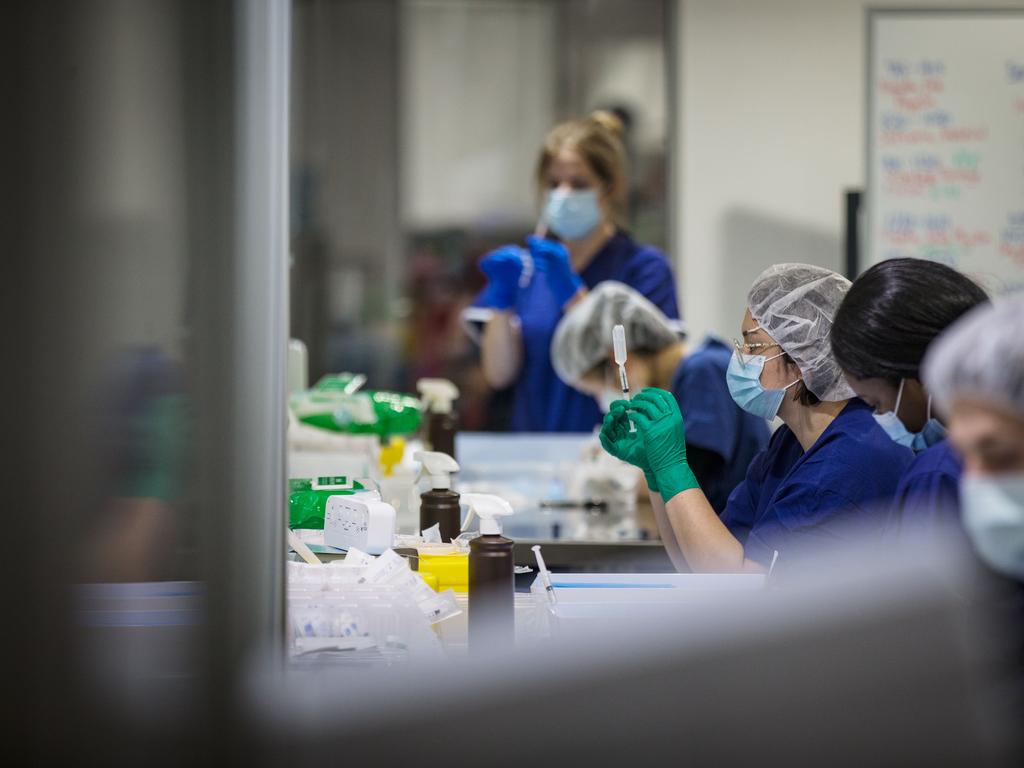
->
<box><xmin>419</xmin><ymin>487</ymin><xmax>461</xmax><ymax>542</ymax></box>
<box><xmin>468</xmin><ymin>533</ymin><xmax>514</xmax><ymax>652</ymax></box>
<box><xmin>426</xmin><ymin>410</ymin><xmax>457</xmax><ymax>461</ymax></box>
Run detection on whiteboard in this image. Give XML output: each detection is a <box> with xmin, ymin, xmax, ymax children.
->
<box><xmin>867</xmin><ymin>10</ymin><xmax>1024</xmax><ymax>293</ymax></box>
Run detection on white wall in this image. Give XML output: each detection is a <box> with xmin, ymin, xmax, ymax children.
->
<box><xmin>674</xmin><ymin>0</ymin><xmax>1024</xmax><ymax>343</ymax></box>
<box><xmin>401</xmin><ymin>0</ymin><xmax>556</xmax><ymax>230</ymax></box>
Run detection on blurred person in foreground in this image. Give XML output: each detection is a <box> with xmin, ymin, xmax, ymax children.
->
<box><xmin>81</xmin><ymin>348</ymin><xmax>189</xmax><ymax>582</ymax></box>
<box><xmin>923</xmin><ymin>294</ymin><xmax>1024</xmax><ymax>714</ymax></box>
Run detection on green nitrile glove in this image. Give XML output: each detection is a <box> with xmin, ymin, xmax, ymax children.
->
<box><xmin>627</xmin><ymin>388</ymin><xmax>699</xmax><ymax>502</ymax></box>
<box><xmin>599</xmin><ymin>400</ymin><xmax>659</xmax><ymax>491</ymax></box>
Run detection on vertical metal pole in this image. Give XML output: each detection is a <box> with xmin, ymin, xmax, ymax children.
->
<box><xmin>232</xmin><ymin>0</ymin><xmax>290</xmax><ymax>663</ymax></box>
<box><xmin>666</xmin><ymin>0</ymin><xmax>682</xmax><ymax>286</ymax></box>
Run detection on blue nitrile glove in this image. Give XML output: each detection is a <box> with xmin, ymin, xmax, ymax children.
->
<box><xmin>599</xmin><ymin>400</ymin><xmax>659</xmax><ymax>491</ymax></box>
<box><xmin>628</xmin><ymin>388</ymin><xmax>699</xmax><ymax>502</ymax></box>
<box><xmin>527</xmin><ymin>235</ymin><xmax>584</xmax><ymax>307</ymax></box>
<box><xmin>478</xmin><ymin>245</ymin><xmax>527</xmax><ymax>310</ymax></box>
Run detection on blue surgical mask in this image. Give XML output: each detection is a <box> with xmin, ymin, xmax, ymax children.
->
<box><xmin>543</xmin><ymin>189</ymin><xmax>602</xmax><ymax>241</ymax></box>
<box><xmin>727</xmin><ymin>350</ymin><xmax>800</xmax><ymax>420</ymax></box>
<box><xmin>960</xmin><ymin>473</ymin><xmax>1024</xmax><ymax>580</ymax></box>
<box><xmin>873</xmin><ymin>379</ymin><xmax>946</xmax><ymax>453</ymax></box>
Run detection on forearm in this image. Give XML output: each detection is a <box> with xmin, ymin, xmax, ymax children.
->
<box><xmin>480</xmin><ymin>311</ymin><xmax>522</xmax><ymax>389</ymax></box>
<box><xmin>649</xmin><ymin>490</ymin><xmax>690</xmax><ymax>572</ymax></box>
<box><xmin>663</xmin><ymin>489</ymin><xmax>762</xmax><ymax>573</ymax></box>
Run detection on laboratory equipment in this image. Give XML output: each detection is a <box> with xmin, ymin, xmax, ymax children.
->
<box><xmin>461</xmin><ymin>493</ymin><xmax>516</xmax><ymax>652</ymax></box>
<box><xmin>323</xmin><ymin>495</ymin><xmax>396</xmax><ymax>555</ymax></box>
<box><xmin>286</xmin><ymin>547</ymin><xmax>462</xmax><ymax>660</ymax></box>
<box><xmin>612</xmin><ymin>324</ymin><xmax>636</xmax><ymax>432</ymax></box>
<box><xmin>415</xmin><ymin>451</ymin><xmax>461</xmax><ymax>542</ymax></box>
<box><xmin>417</xmin><ymin>545</ymin><xmax>470</xmax><ymax>593</ymax></box>
<box><xmin>416</xmin><ymin>378</ymin><xmax>459</xmax><ymax>458</ymax></box>
<box><xmin>288</xmin><ymin>476</ymin><xmax>370</xmax><ymax>530</ymax></box>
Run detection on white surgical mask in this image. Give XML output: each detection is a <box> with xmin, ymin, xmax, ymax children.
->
<box><xmin>873</xmin><ymin>379</ymin><xmax>946</xmax><ymax>453</ymax></box>
<box><xmin>960</xmin><ymin>473</ymin><xmax>1024</xmax><ymax>580</ymax></box>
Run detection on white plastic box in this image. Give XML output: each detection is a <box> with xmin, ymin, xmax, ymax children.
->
<box><xmin>529</xmin><ymin>572</ymin><xmax>765</xmax><ymax>633</ymax></box>
<box><xmin>323</xmin><ymin>496</ymin><xmax>396</xmax><ymax>554</ymax></box>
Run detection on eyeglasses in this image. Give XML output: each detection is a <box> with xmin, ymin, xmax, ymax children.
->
<box><xmin>732</xmin><ymin>337</ymin><xmax>780</xmax><ymax>365</ymax></box>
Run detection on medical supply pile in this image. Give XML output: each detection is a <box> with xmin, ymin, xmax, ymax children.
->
<box><xmin>287</xmin><ymin>548</ymin><xmax>461</xmax><ymax>663</ymax></box>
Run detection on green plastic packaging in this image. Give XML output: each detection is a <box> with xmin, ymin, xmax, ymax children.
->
<box><xmin>288</xmin><ymin>476</ymin><xmax>365</xmax><ymax>530</ymax></box>
<box><xmin>290</xmin><ymin>375</ymin><xmax>423</xmax><ymax>438</ymax></box>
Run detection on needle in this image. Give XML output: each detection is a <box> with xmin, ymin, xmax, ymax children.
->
<box><xmin>532</xmin><ymin>544</ymin><xmax>557</xmax><ymax>605</ymax></box>
<box><xmin>613</xmin><ymin>324</ymin><xmax>636</xmax><ymax>432</ymax></box>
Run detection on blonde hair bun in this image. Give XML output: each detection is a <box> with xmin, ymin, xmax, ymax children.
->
<box><xmin>589</xmin><ymin>109</ymin><xmax>625</xmax><ymax>140</ymax></box>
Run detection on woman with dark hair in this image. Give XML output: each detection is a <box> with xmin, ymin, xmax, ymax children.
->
<box><xmin>831</xmin><ymin>258</ymin><xmax>989</xmax><ymax>539</ymax></box>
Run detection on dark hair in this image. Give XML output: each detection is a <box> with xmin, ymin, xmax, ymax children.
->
<box><xmin>782</xmin><ymin>353</ymin><xmax>821</xmax><ymax>406</ymax></box>
<box><xmin>831</xmin><ymin>258</ymin><xmax>988</xmax><ymax>382</ymax></box>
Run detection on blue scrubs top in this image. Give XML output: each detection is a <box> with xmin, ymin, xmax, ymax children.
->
<box><xmin>669</xmin><ymin>337</ymin><xmax>771</xmax><ymax>512</ymax></box>
<box><xmin>476</xmin><ymin>232</ymin><xmax>678</xmax><ymax>432</ymax></box>
<box><xmin>887</xmin><ymin>438</ymin><xmax>963</xmax><ymax>541</ymax></box>
<box><xmin>720</xmin><ymin>398</ymin><xmax>914</xmax><ymax>566</ymax></box>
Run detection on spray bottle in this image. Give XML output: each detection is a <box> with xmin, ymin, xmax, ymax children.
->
<box><xmin>414</xmin><ymin>451</ymin><xmax>461</xmax><ymax>542</ymax></box>
<box><xmin>417</xmin><ymin>378</ymin><xmax>460</xmax><ymax>459</ymax></box>
<box><xmin>461</xmin><ymin>493</ymin><xmax>515</xmax><ymax>652</ymax></box>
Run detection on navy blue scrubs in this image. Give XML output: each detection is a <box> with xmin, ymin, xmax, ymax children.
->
<box><xmin>887</xmin><ymin>438</ymin><xmax>963</xmax><ymax>542</ymax></box>
<box><xmin>720</xmin><ymin>398</ymin><xmax>914</xmax><ymax>566</ymax></box>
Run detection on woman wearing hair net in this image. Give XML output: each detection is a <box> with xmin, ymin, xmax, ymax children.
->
<box><xmin>601</xmin><ymin>264</ymin><xmax>914</xmax><ymax>572</ymax></box>
<box><xmin>552</xmin><ymin>282</ymin><xmax>769</xmax><ymax>512</ymax></box>
<box><xmin>922</xmin><ymin>296</ymin><xmax>1024</xmax><ymax>583</ymax></box>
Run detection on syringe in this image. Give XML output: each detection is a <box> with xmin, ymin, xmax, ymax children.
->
<box><xmin>612</xmin><ymin>324</ymin><xmax>636</xmax><ymax>432</ymax></box>
<box><xmin>532</xmin><ymin>545</ymin><xmax>557</xmax><ymax>605</ymax></box>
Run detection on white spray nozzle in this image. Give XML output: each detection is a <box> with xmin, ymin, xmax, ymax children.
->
<box><xmin>416</xmin><ymin>378</ymin><xmax>459</xmax><ymax>414</ymax></box>
<box><xmin>413</xmin><ymin>450</ymin><xmax>459</xmax><ymax>489</ymax></box>
<box><xmin>613</xmin><ymin>324</ymin><xmax>628</xmax><ymax>365</ymax></box>
<box><xmin>460</xmin><ymin>493</ymin><xmax>514</xmax><ymax>536</ymax></box>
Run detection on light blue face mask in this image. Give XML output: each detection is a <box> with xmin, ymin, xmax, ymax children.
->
<box><xmin>543</xmin><ymin>189</ymin><xmax>602</xmax><ymax>241</ymax></box>
<box><xmin>961</xmin><ymin>473</ymin><xmax>1024</xmax><ymax>580</ymax></box>
<box><xmin>726</xmin><ymin>350</ymin><xmax>800</xmax><ymax>420</ymax></box>
<box><xmin>872</xmin><ymin>379</ymin><xmax>946</xmax><ymax>453</ymax></box>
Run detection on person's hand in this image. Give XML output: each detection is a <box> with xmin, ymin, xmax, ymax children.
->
<box><xmin>628</xmin><ymin>388</ymin><xmax>699</xmax><ymax>502</ymax></box>
<box><xmin>527</xmin><ymin>235</ymin><xmax>584</xmax><ymax>307</ymax></box>
<box><xmin>478</xmin><ymin>245</ymin><xmax>527</xmax><ymax>310</ymax></box>
<box><xmin>599</xmin><ymin>400</ymin><xmax>659</xmax><ymax>491</ymax></box>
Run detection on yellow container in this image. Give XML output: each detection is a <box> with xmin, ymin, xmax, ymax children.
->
<box><xmin>417</xmin><ymin>548</ymin><xmax>469</xmax><ymax>593</ymax></box>
<box><xmin>417</xmin><ymin>570</ymin><xmax>439</xmax><ymax>591</ymax></box>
